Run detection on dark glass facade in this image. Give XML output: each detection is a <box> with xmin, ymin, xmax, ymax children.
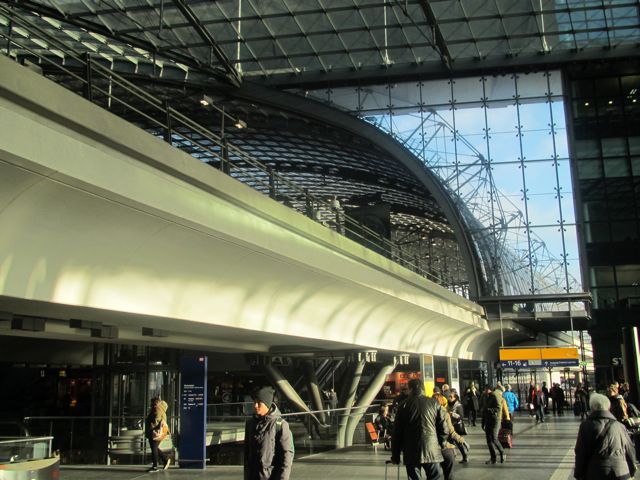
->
<box><xmin>568</xmin><ymin>59</ymin><xmax>640</xmax><ymax>393</ymax></box>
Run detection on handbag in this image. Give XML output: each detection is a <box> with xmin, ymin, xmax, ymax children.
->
<box><xmin>453</xmin><ymin>420</ymin><xmax>467</xmax><ymax>436</ymax></box>
<box><xmin>498</xmin><ymin>428</ymin><xmax>513</xmax><ymax>448</ymax></box>
<box><xmin>501</xmin><ymin>418</ymin><xmax>513</xmax><ymax>431</ymax></box>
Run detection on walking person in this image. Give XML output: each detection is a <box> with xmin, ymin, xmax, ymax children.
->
<box><xmin>447</xmin><ymin>392</ymin><xmax>469</xmax><ymax>464</ymax></box>
<box><xmin>144</xmin><ymin>398</ymin><xmax>170</xmax><ymax>472</ymax></box>
<box><xmin>542</xmin><ymin>381</ymin><xmax>550</xmax><ymax>413</ymax></box>
<box><xmin>483</xmin><ymin>385</ymin><xmax>506</xmax><ymax>465</ymax></box>
<box><xmin>503</xmin><ymin>384</ymin><xmax>519</xmax><ymax>419</ymax></box>
<box><xmin>575</xmin><ymin>383</ymin><xmax>589</xmax><ymax>420</ymax></box>
<box><xmin>244</xmin><ymin>386</ymin><xmax>294</xmax><ymax>480</ymax></box>
<box><xmin>574</xmin><ymin>393</ymin><xmax>636</xmax><ymax>480</ymax></box>
<box><xmin>608</xmin><ymin>384</ymin><xmax>630</xmax><ymax>424</ymax></box>
<box><xmin>531</xmin><ymin>384</ymin><xmax>545</xmax><ymax>423</ymax></box>
<box><xmin>463</xmin><ymin>383</ymin><xmax>479</xmax><ymax>427</ymax></box>
<box><xmin>375</xmin><ymin>404</ymin><xmax>393</xmax><ymax>450</ymax></box>
<box><xmin>434</xmin><ymin>391</ymin><xmax>470</xmax><ymax>477</ymax></box>
<box><xmin>391</xmin><ymin>378</ymin><xmax>448</xmax><ymax>480</ymax></box>
<box><xmin>479</xmin><ymin>385</ymin><xmax>492</xmax><ymax>431</ymax></box>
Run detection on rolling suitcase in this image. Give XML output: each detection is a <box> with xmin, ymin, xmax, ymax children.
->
<box><xmin>498</xmin><ymin>427</ymin><xmax>513</xmax><ymax>448</ymax></box>
<box><xmin>385</xmin><ymin>460</ymin><xmax>400</xmax><ymax>480</ymax></box>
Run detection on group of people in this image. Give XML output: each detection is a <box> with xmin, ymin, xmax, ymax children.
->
<box><xmin>143</xmin><ymin>377</ymin><xmax>638</xmax><ymax>480</ymax></box>
<box><xmin>390</xmin><ymin>380</ymin><xmax>470</xmax><ymax>480</ymax></box>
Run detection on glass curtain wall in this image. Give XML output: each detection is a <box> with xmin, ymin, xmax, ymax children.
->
<box><xmin>301</xmin><ymin>72</ymin><xmax>581</xmax><ymax>297</ymax></box>
<box><xmin>571</xmin><ymin>67</ymin><xmax>640</xmax><ymax>310</ymax></box>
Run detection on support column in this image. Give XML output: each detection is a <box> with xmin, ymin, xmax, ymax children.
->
<box><xmin>622</xmin><ymin>326</ymin><xmax>640</xmax><ymax>406</ymax></box>
<box><xmin>336</xmin><ymin>357</ymin><xmax>366</xmax><ymax>448</ymax></box>
<box><xmin>344</xmin><ymin>359</ymin><xmax>397</xmax><ymax>447</ymax></box>
<box><xmin>261</xmin><ymin>363</ymin><xmax>321</xmax><ymax>424</ymax></box>
<box><xmin>302</xmin><ymin>360</ymin><xmax>327</xmax><ymax>425</ymax></box>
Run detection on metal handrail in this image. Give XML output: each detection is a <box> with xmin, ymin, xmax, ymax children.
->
<box><xmin>0</xmin><ymin>436</ymin><xmax>54</xmax><ymax>445</ymax></box>
<box><xmin>0</xmin><ymin>7</ymin><xmax>454</xmax><ymax>290</ymax></box>
<box><xmin>0</xmin><ymin>436</ymin><xmax>54</xmax><ymax>459</ymax></box>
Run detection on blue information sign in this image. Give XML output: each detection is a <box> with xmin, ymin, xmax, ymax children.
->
<box><xmin>179</xmin><ymin>356</ymin><xmax>207</xmax><ymax>469</ymax></box>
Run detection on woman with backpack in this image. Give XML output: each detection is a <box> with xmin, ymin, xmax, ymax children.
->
<box><xmin>574</xmin><ymin>393</ymin><xmax>636</xmax><ymax>480</ymax></box>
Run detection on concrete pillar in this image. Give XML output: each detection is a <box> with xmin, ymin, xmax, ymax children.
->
<box><xmin>344</xmin><ymin>360</ymin><xmax>397</xmax><ymax>447</ymax></box>
<box><xmin>336</xmin><ymin>359</ymin><xmax>366</xmax><ymax>448</ymax></box>
<box><xmin>303</xmin><ymin>360</ymin><xmax>327</xmax><ymax>425</ymax></box>
<box><xmin>262</xmin><ymin>363</ymin><xmax>321</xmax><ymax>425</ymax></box>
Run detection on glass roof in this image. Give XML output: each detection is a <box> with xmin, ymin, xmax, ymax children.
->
<box><xmin>1</xmin><ymin>0</ymin><xmax>638</xmax><ymax>86</ymax></box>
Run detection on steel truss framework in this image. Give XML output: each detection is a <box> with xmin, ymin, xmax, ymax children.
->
<box><xmin>302</xmin><ymin>74</ymin><xmax>582</xmax><ymax>297</ymax></box>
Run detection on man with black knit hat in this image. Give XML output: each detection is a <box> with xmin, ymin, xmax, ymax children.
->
<box><xmin>244</xmin><ymin>386</ymin><xmax>294</xmax><ymax>480</ymax></box>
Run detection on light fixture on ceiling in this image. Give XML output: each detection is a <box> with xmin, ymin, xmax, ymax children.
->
<box><xmin>200</xmin><ymin>94</ymin><xmax>248</xmax><ymax>132</ymax></box>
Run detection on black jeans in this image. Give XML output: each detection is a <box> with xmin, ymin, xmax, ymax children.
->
<box><xmin>467</xmin><ymin>409</ymin><xmax>477</xmax><ymax>426</ymax></box>
<box><xmin>405</xmin><ymin>462</ymin><xmax>443</xmax><ymax>480</ymax></box>
<box><xmin>147</xmin><ymin>436</ymin><xmax>166</xmax><ymax>468</ymax></box>
<box><xmin>485</xmin><ymin>425</ymin><xmax>504</xmax><ymax>461</ymax></box>
<box><xmin>441</xmin><ymin>448</ymin><xmax>456</xmax><ymax>480</ymax></box>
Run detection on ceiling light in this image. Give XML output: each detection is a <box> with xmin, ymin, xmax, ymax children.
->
<box><xmin>608</xmin><ymin>100</ymin><xmax>613</xmax><ymax>105</ymax></box>
<box><xmin>584</xmin><ymin>101</ymin><xmax>589</xmax><ymax>106</ymax></box>
<box><xmin>234</xmin><ymin>119</ymin><xmax>247</xmax><ymax>129</ymax></box>
<box><xmin>200</xmin><ymin>97</ymin><xmax>209</xmax><ymax>106</ymax></box>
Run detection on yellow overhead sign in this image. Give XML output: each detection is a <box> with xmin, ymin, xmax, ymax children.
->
<box><xmin>499</xmin><ymin>346</ymin><xmax>579</xmax><ymax>369</ymax></box>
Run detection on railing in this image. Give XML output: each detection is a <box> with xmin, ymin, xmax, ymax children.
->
<box><xmin>0</xmin><ymin>5</ymin><xmax>458</xmax><ymax>292</ymax></box>
<box><xmin>21</xmin><ymin>401</ymin><xmax>386</xmax><ymax>465</ymax></box>
<box><xmin>0</xmin><ymin>436</ymin><xmax>53</xmax><ymax>463</ymax></box>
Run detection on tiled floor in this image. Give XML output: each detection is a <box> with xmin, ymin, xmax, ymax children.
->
<box><xmin>62</xmin><ymin>412</ymin><xmax>582</xmax><ymax>479</ymax></box>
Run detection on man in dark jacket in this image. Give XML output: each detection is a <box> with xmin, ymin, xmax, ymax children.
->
<box><xmin>391</xmin><ymin>379</ymin><xmax>449</xmax><ymax>480</ymax></box>
<box><xmin>244</xmin><ymin>387</ymin><xmax>294</xmax><ymax>480</ymax></box>
<box><xmin>574</xmin><ymin>393</ymin><xmax>636</xmax><ymax>480</ymax></box>
<box><xmin>483</xmin><ymin>386</ymin><xmax>505</xmax><ymax>465</ymax></box>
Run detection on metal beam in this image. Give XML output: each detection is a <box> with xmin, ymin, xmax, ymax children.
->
<box><xmin>416</xmin><ymin>0</ymin><xmax>452</xmax><ymax>70</ymax></box>
<box><xmin>478</xmin><ymin>292</ymin><xmax>592</xmax><ymax>305</ymax></box>
<box><xmin>253</xmin><ymin>45</ymin><xmax>640</xmax><ymax>89</ymax></box>
<box><xmin>3</xmin><ymin>1</ymin><xmax>237</xmax><ymax>86</ymax></box>
<box><xmin>171</xmin><ymin>0</ymin><xmax>241</xmax><ymax>87</ymax></box>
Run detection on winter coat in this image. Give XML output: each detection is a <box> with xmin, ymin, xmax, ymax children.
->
<box><xmin>375</xmin><ymin>413</ymin><xmax>393</xmax><ymax>438</ymax></box>
<box><xmin>575</xmin><ymin>388</ymin><xmax>588</xmax><ymax>413</ymax></box>
<box><xmin>442</xmin><ymin>410</ymin><xmax>464</xmax><ymax>449</ymax></box>
<box><xmin>448</xmin><ymin>399</ymin><xmax>465</xmax><ymax>423</ymax></box>
<box><xmin>144</xmin><ymin>405</ymin><xmax>165</xmax><ymax>439</ymax></box>
<box><xmin>392</xmin><ymin>393</ymin><xmax>449</xmax><ymax>465</ymax></box>
<box><xmin>503</xmin><ymin>391</ymin><xmax>519</xmax><ymax>413</ymax></box>
<box><xmin>531</xmin><ymin>389</ymin><xmax>545</xmax><ymax>407</ymax></box>
<box><xmin>483</xmin><ymin>390</ymin><xmax>504</xmax><ymax>433</ymax></box>
<box><xmin>244</xmin><ymin>406</ymin><xmax>294</xmax><ymax>480</ymax></box>
<box><xmin>464</xmin><ymin>389</ymin><xmax>479</xmax><ymax>411</ymax></box>
<box><xmin>574</xmin><ymin>410</ymin><xmax>636</xmax><ymax>480</ymax></box>
<box><xmin>610</xmin><ymin>395</ymin><xmax>629</xmax><ymax>423</ymax></box>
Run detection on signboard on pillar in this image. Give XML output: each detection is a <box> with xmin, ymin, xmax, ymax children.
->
<box><xmin>449</xmin><ymin>358</ymin><xmax>460</xmax><ymax>394</ymax></box>
<box><xmin>179</xmin><ymin>356</ymin><xmax>207</xmax><ymax>469</ymax></box>
<box><xmin>421</xmin><ymin>354</ymin><xmax>435</xmax><ymax>397</ymax></box>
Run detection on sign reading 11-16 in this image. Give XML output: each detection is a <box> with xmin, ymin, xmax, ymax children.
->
<box><xmin>499</xmin><ymin>346</ymin><xmax>579</xmax><ymax>369</ymax></box>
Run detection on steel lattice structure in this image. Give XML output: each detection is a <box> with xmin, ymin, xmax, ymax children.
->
<box><xmin>365</xmin><ymin>108</ymin><xmax>580</xmax><ymax>297</ymax></box>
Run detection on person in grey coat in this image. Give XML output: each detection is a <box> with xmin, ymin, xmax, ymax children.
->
<box><xmin>574</xmin><ymin>393</ymin><xmax>636</xmax><ymax>480</ymax></box>
<box><xmin>244</xmin><ymin>387</ymin><xmax>294</xmax><ymax>480</ymax></box>
<box><xmin>391</xmin><ymin>379</ymin><xmax>449</xmax><ymax>480</ymax></box>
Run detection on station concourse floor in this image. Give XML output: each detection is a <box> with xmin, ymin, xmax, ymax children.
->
<box><xmin>62</xmin><ymin>412</ymin><xmax>582</xmax><ymax>480</ymax></box>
